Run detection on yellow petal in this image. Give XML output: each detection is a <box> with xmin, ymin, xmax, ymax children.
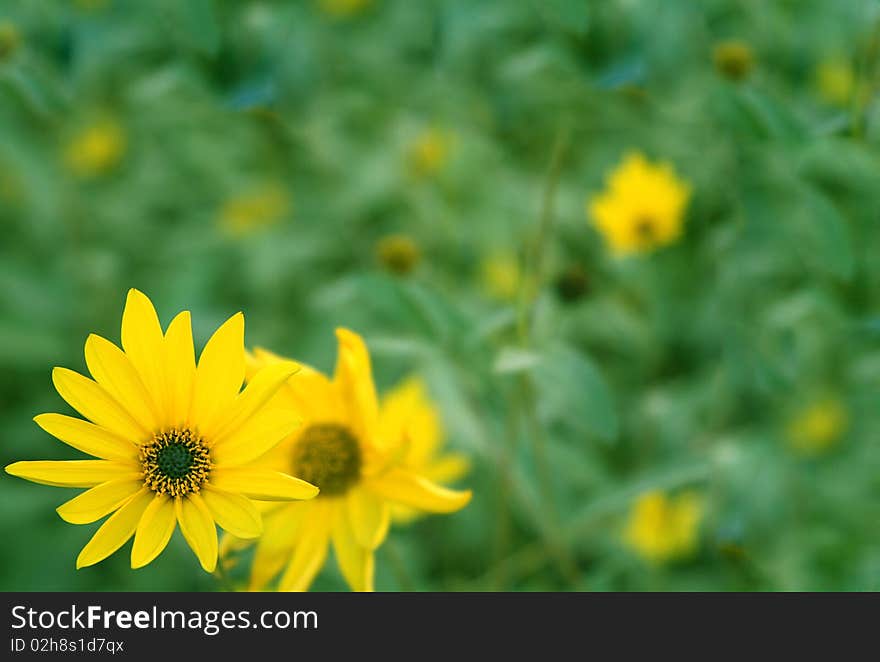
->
<box><xmin>201</xmin><ymin>486</ymin><xmax>262</xmax><ymax>539</ymax></box>
<box><xmin>52</xmin><ymin>367</ymin><xmax>148</xmax><ymax>442</ymax></box>
<box><xmin>34</xmin><ymin>413</ymin><xmax>137</xmax><ymax>461</ymax></box>
<box><xmin>191</xmin><ymin>313</ymin><xmax>245</xmax><ymax>438</ymax></box>
<box><xmin>76</xmin><ymin>488</ymin><xmax>153</xmax><ymax>569</ymax></box>
<box><xmin>209</xmin><ymin>362</ymin><xmax>300</xmax><ymax>445</ymax></box>
<box><xmin>209</xmin><ymin>467</ymin><xmax>318</xmax><ymax>501</ymax></box>
<box><xmin>175</xmin><ymin>494</ymin><xmax>218</xmax><ymax>572</ymax></box>
<box><xmin>425</xmin><ymin>453</ymin><xmax>471</xmax><ymax>485</ymax></box>
<box><xmin>211</xmin><ymin>409</ymin><xmax>300</xmax><ymax>467</ymax></box>
<box><xmin>5</xmin><ymin>460</ymin><xmax>139</xmax><ymax>487</ymax></box>
<box><xmin>57</xmin><ymin>479</ymin><xmax>144</xmax><ymax>524</ymax></box>
<box><xmin>277</xmin><ymin>502</ymin><xmax>332</xmax><ymax>592</ymax></box>
<box><xmin>120</xmin><ymin>289</ymin><xmax>167</xmax><ymax>424</ymax></box>
<box><xmin>334</xmin><ymin>328</ymin><xmax>379</xmax><ymax>442</ymax></box>
<box><xmin>347</xmin><ymin>489</ymin><xmax>390</xmax><ymax>550</ymax></box>
<box><xmin>248</xmin><ymin>503</ymin><xmax>306</xmax><ymax>590</ymax></box>
<box><xmin>163</xmin><ymin>311</ymin><xmax>196</xmax><ymax>428</ymax></box>
<box><xmin>333</xmin><ymin>507</ymin><xmax>374</xmax><ymax>592</ymax></box>
<box><xmin>84</xmin><ymin>334</ymin><xmax>160</xmax><ymax>432</ymax></box>
<box><xmin>130</xmin><ymin>494</ymin><xmax>176</xmax><ymax>569</ymax></box>
<box><xmin>367</xmin><ymin>468</ymin><xmax>471</xmax><ymax>513</ymax></box>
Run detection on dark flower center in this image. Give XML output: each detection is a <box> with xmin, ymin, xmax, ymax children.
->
<box><xmin>141</xmin><ymin>429</ymin><xmax>211</xmax><ymax>496</ymax></box>
<box><xmin>291</xmin><ymin>424</ymin><xmax>362</xmax><ymax>497</ymax></box>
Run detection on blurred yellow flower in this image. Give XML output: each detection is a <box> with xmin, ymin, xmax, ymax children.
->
<box><xmin>815</xmin><ymin>58</ymin><xmax>855</xmax><ymax>107</ymax></box>
<box><xmin>376</xmin><ymin>234</ymin><xmax>420</xmax><ymax>275</ymax></box>
<box><xmin>318</xmin><ymin>0</ymin><xmax>372</xmax><ymax>18</ymax></box>
<box><xmin>236</xmin><ymin>330</ymin><xmax>471</xmax><ymax>592</ymax></box>
<box><xmin>0</xmin><ymin>21</ymin><xmax>21</xmax><ymax>61</ymax></box>
<box><xmin>786</xmin><ymin>398</ymin><xmax>848</xmax><ymax>456</ymax></box>
<box><xmin>219</xmin><ymin>183</ymin><xmax>290</xmax><ymax>236</ymax></box>
<box><xmin>4</xmin><ymin>289</ymin><xmax>317</xmax><ymax>572</ymax></box>
<box><xmin>624</xmin><ymin>491</ymin><xmax>702</xmax><ymax>563</ymax></box>
<box><xmin>63</xmin><ymin>120</ymin><xmax>126</xmax><ymax>178</ymax></box>
<box><xmin>377</xmin><ymin>376</ymin><xmax>470</xmax><ymax>523</ymax></box>
<box><xmin>481</xmin><ymin>252</ymin><xmax>522</xmax><ymax>301</ymax></box>
<box><xmin>712</xmin><ymin>40</ymin><xmax>754</xmax><ymax>81</ymax></box>
<box><xmin>588</xmin><ymin>152</ymin><xmax>691</xmax><ymax>256</ymax></box>
<box><xmin>408</xmin><ymin>128</ymin><xmax>455</xmax><ymax>177</ymax></box>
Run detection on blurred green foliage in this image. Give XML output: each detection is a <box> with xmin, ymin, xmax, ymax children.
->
<box><xmin>1</xmin><ymin>0</ymin><xmax>880</xmax><ymax>591</ymax></box>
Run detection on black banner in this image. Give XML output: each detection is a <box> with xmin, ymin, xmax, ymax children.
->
<box><xmin>1</xmin><ymin>592</ymin><xmax>873</xmax><ymax>658</ymax></box>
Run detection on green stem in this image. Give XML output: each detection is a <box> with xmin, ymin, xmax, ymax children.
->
<box><xmin>513</xmin><ymin>121</ymin><xmax>579</xmax><ymax>585</ymax></box>
<box><xmin>384</xmin><ymin>539</ymin><xmax>416</xmax><ymax>591</ymax></box>
<box><xmin>851</xmin><ymin>14</ymin><xmax>880</xmax><ymax>139</ymax></box>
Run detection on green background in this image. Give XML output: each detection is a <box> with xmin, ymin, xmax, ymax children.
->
<box><xmin>1</xmin><ymin>0</ymin><xmax>879</xmax><ymax>591</ymax></box>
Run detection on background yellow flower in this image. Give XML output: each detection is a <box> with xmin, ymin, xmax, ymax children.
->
<box><xmin>786</xmin><ymin>398</ymin><xmax>848</xmax><ymax>456</ymax></box>
<box><xmin>377</xmin><ymin>376</ymin><xmax>470</xmax><ymax>523</ymax></box>
<box><xmin>624</xmin><ymin>491</ymin><xmax>702</xmax><ymax>564</ymax></box>
<box><xmin>234</xmin><ymin>330</ymin><xmax>470</xmax><ymax>592</ymax></box>
<box><xmin>588</xmin><ymin>152</ymin><xmax>691</xmax><ymax>256</ymax></box>
<box><xmin>64</xmin><ymin>120</ymin><xmax>126</xmax><ymax>178</ymax></box>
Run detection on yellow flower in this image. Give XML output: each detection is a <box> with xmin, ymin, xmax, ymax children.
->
<box><xmin>786</xmin><ymin>398</ymin><xmax>848</xmax><ymax>456</ymax></box>
<box><xmin>712</xmin><ymin>40</ymin><xmax>754</xmax><ymax>81</ymax></box>
<box><xmin>377</xmin><ymin>376</ymin><xmax>470</xmax><ymax>523</ymax></box>
<box><xmin>238</xmin><ymin>330</ymin><xmax>471</xmax><ymax>591</ymax></box>
<box><xmin>5</xmin><ymin>289</ymin><xmax>318</xmax><ymax>572</ymax></box>
<box><xmin>815</xmin><ymin>58</ymin><xmax>855</xmax><ymax>107</ymax></box>
<box><xmin>481</xmin><ymin>252</ymin><xmax>521</xmax><ymax>301</ymax></box>
<box><xmin>588</xmin><ymin>152</ymin><xmax>691</xmax><ymax>256</ymax></box>
<box><xmin>219</xmin><ymin>183</ymin><xmax>290</xmax><ymax>236</ymax></box>
<box><xmin>623</xmin><ymin>491</ymin><xmax>702</xmax><ymax>563</ymax></box>
<box><xmin>63</xmin><ymin>120</ymin><xmax>126</xmax><ymax>178</ymax></box>
<box><xmin>0</xmin><ymin>21</ymin><xmax>21</xmax><ymax>61</ymax></box>
<box><xmin>318</xmin><ymin>0</ymin><xmax>372</xmax><ymax>18</ymax></box>
<box><xmin>408</xmin><ymin>128</ymin><xmax>455</xmax><ymax>177</ymax></box>
<box><xmin>376</xmin><ymin>234</ymin><xmax>420</xmax><ymax>275</ymax></box>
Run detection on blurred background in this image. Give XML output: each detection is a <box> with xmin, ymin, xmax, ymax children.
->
<box><xmin>2</xmin><ymin>0</ymin><xmax>880</xmax><ymax>591</ymax></box>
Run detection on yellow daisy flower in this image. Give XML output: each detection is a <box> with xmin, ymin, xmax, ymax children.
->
<box><xmin>318</xmin><ymin>0</ymin><xmax>372</xmax><ymax>18</ymax></box>
<box><xmin>5</xmin><ymin>289</ymin><xmax>318</xmax><ymax>572</ymax></box>
<box><xmin>587</xmin><ymin>152</ymin><xmax>691</xmax><ymax>256</ymax></box>
<box><xmin>376</xmin><ymin>376</ymin><xmax>470</xmax><ymax>524</ymax></box>
<box><xmin>219</xmin><ymin>182</ymin><xmax>290</xmax><ymax>237</ymax></box>
<box><xmin>786</xmin><ymin>398</ymin><xmax>848</xmax><ymax>456</ymax></box>
<box><xmin>408</xmin><ymin>128</ymin><xmax>455</xmax><ymax>177</ymax></box>
<box><xmin>623</xmin><ymin>491</ymin><xmax>702</xmax><ymax>564</ymax></box>
<box><xmin>239</xmin><ymin>329</ymin><xmax>471</xmax><ymax>592</ymax></box>
<box><xmin>63</xmin><ymin>119</ymin><xmax>126</xmax><ymax>178</ymax></box>
<box><xmin>712</xmin><ymin>40</ymin><xmax>754</xmax><ymax>81</ymax></box>
<box><xmin>480</xmin><ymin>252</ymin><xmax>522</xmax><ymax>301</ymax></box>
<box><xmin>815</xmin><ymin>58</ymin><xmax>855</xmax><ymax>107</ymax></box>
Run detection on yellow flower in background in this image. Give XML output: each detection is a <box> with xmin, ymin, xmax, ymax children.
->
<box><xmin>786</xmin><ymin>398</ymin><xmax>848</xmax><ymax>456</ymax></box>
<box><xmin>815</xmin><ymin>58</ymin><xmax>855</xmax><ymax>107</ymax></box>
<box><xmin>588</xmin><ymin>152</ymin><xmax>691</xmax><ymax>256</ymax></box>
<box><xmin>376</xmin><ymin>234</ymin><xmax>421</xmax><ymax>275</ymax></box>
<box><xmin>63</xmin><ymin>120</ymin><xmax>126</xmax><ymax>178</ymax></box>
<box><xmin>236</xmin><ymin>330</ymin><xmax>471</xmax><ymax>592</ymax></box>
<box><xmin>74</xmin><ymin>0</ymin><xmax>110</xmax><ymax>10</ymax></box>
<box><xmin>624</xmin><ymin>491</ymin><xmax>702</xmax><ymax>563</ymax></box>
<box><xmin>318</xmin><ymin>0</ymin><xmax>372</xmax><ymax>18</ymax></box>
<box><xmin>408</xmin><ymin>128</ymin><xmax>455</xmax><ymax>177</ymax></box>
<box><xmin>481</xmin><ymin>252</ymin><xmax>522</xmax><ymax>301</ymax></box>
<box><xmin>0</xmin><ymin>21</ymin><xmax>21</xmax><ymax>61</ymax></box>
<box><xmin>5</xmin><ymin>289</ymin><xmax>318</xmax><ymax>572</ymax></box>
<box><xmin>377</xmin><ymin>377</ymin><xmax>470</xmax><ymax>523</ymax></box>
<box><xmin>219</xmin><ymin>183</ymin><xmax>290</xmax><ymax>236</ymax></box>
<box><xmin>712</xmin><ymin>40</ymin><xmax>754</xmax><ymax>81</ymax></box>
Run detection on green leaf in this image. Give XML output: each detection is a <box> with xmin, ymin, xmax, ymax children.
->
<box><xmin>799</xmin><ymin>187</ymin><xmax>855</xmax><ymax>282</ymax></box>
<box><xmin>534</xmin><ymin>345</ymin><xmax>618</xmax><ymax>443</ymax></box>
